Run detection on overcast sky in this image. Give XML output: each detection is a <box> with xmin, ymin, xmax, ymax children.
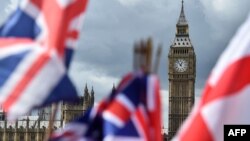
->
<box><xmin>0</xmin><ymin>0</ymin><xmax>250</xmax><ymax>126</ymax></box>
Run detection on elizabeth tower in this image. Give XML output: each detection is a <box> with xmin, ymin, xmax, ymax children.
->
<box><xmin>168</xmin><ymin>0</ymin><xmax>196</xmax><ymax>139</ymax></box>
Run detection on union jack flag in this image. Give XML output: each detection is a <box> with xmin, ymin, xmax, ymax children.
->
<box><xmin>0</xmin><ymin>0</ymin><xmax>88</xmax><ymax>120</ymax></box>
<box><xmin>50</xmin><ymin>71</ymin><xmax>162</xmax><ymax>141</ymax></box>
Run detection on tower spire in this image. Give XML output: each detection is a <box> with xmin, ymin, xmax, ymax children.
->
<box><xmin>84</xmin><ymin>83</ymin><xmax>88</xmax><ymax>92</ymax></box>
<box><xmin>177</xmin><ymin>0</ymin><xmax>187</xmax><ymax>26</ymax></box>
<box><xmin>172</xmin><ymin>0</ymin><xmax>191</xmax><ymax>46</ymax></box>
<box><xmin>91</xmin><ymin>86</ymin><xmax>94</xmax><ymax>97</ymax></box>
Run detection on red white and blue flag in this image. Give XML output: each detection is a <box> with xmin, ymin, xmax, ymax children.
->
<box><xmin>50</xmin><ymin>71</ymin><xmax>162</xmax><ymax>141</ymax></box>
<box><xmin>173</xmin><ymin>13</ymin><xmax>250</xmax><ymax>141</ymax></box>
<box><xmin>0</xmin><ymin>0</ymin><xmax>88</xmax><ymax>120</ymax></box>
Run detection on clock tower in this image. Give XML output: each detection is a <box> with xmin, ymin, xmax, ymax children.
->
<box><xmin>168</xmin><ymin>0</ymin><xmax>196</xmax><ymax>139</ymax></box>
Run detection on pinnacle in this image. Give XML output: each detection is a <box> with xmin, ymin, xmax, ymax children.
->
<box><xmin>177</xmin><ymin>0</ymin><xmax>187</xmax><ymax>26</ymax></box>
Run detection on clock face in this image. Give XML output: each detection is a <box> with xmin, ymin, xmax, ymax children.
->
<box><xmin>174</xmin><ymin>59</ymin><xmax>188</xmax><ymax>72</ymax></box>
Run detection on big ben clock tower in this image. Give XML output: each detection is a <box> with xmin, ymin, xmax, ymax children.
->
<box><xmin>168</xmin><ymin>0</ymin><xmax>196</xmax><ymax>139</ymax></box>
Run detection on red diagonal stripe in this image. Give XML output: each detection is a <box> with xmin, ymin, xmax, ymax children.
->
<box><xmin>67</xmin><ymin>30</ymin><xmax>79</xmax><ymax>40</ymax></box>
<box><xmin>57</xmin><ymin>0</ymin><xmax>88</xmax><ymax>57</ymax></box>
<box><xmin>117</xmin><ymin>73</ymin><xmax>134</xmax><ymax>92</ymax></box>
<box><xmin>0</xmin><ymin>38</ymin><xmax>32</xmax><ymax>48</ymax></box>
<box><xmin>3</xmin><ymin>50</ymin><xmax>50</xmax><ymax>111</ymax></box>
<box><xmin>30</xmin><ymin>0</ymin><xmax>65</xmax><ymax>57</ymax></box>
<box><xmin>179</xmin><ymin>113</ymin><xmax>213</xmax><ymax>141</ymax></box>
<box><xmin>202</xmin><ymin>56</ymin><xmax>250</xmax><ymax>106</ymax></box>
<box><xmin>148</xmin><ymin>78</ymin><xmax>161</xmax><ymax>141</ymax></box>
<box><xmin>30</xmin><ymin>0</ymin><xmax>88</xmax><ymax>57</ymax></box>
<box><xmin>106</xmin><ymin>100</ymin><xmax>131</xmax><ymax>122</ymax></box>
<box><xmin>135</xmin><ymin>108</ymin><xmax>150</xmax><ymax>141</ymax></box>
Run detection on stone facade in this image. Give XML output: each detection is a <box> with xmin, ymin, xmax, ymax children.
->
<box><xmin>0</xmin><ymin>85</ymin><xmax>95</xmax><ymax>141</ymax></box>
<box><xmin>168</xmin><ymin>1</ymin><xmax>196</xmax><ymax>140</ymax></box>
<box><xmin>61</xmin><ymin>85</ymin><xmax>95</xmax><ymax>124</ymax></box>
<box><xmin>0</xmin><ymin>118</ymin><xmax>60</xmax><ymax>141</ymax></box>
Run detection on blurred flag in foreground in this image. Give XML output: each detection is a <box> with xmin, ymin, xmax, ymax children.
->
<box><xmin>0</xmin><ymin>0</ymin><xmax>88</xmax><ymax>120</ymax></box>
<box><xmin>50</xmin><ymin>71</ymin><xmax>162</xmax><ymax>141</ymax></box>
<box><xmin>173</xmin><ymin>14</ymin><xmax>250</xmax><ymax>141</ymax></box>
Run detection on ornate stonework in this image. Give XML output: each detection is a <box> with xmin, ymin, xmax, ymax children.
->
<box><xmin>61</xmin><ymin>84</ymin><xmax>95</xmax><ymax>124</ymax></box>
<box><xmin>168</xmin><ymin>1</ymin><xmax>196</xmax><ymax>140</ymax></box>
<box><xmin>0</xmin><ymin>85</ymin><xmax>95</xmax><ymax>141</ymax></box>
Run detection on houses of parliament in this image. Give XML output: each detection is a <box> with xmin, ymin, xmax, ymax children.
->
<box><xmin>0</xmin><ymin>1</ymin><xmax>195</xmax><ymax>141</ymax></box>
<box><xmin>0</xmin><ymin>85</ymin><xmax>95</xmax><ymax>141</ymax></box>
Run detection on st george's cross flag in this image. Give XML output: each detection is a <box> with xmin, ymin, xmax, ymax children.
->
<box><xmin>172</xmin><ymin>13</ymin><xmax>250</xmax><ymax>141</ymax></box>
<box><xmin>50</xmin><ymin>71</ymin><xmax>162</xmax><ymax>141</ymax></box>
<box><xmin>0</xmin><ymin>0</ymin><xmax>88</xmax><ymax>120</ymax></box>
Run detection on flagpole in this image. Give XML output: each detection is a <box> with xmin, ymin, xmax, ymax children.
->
<box><xmin>44</xmin><ymin>103</ymin><xmax>58</xmax><ymax>141</ymax></box>
<box><xmin>133</xmin><ymin>38</ymin><xmax>162</xmax><ymax>74</ymax></box>
<box><xmin>153</xmin><ymin>44</ymin><xmax>162</xmax><ymax>74</ymax></box>
<box><xmin>145</xmin><ymin>38</ymin><xmax>152</xmax><ymax>73</ymax></box>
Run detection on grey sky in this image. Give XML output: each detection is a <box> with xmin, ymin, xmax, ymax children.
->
<box><xmin>0</xmin><ymin>0</ymin><xmax>250</xmax><ymax>126</ymax></box>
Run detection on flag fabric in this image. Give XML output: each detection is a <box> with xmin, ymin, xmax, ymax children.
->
<box><xmin>0</xmin><ymin>0</ymin><xmax>88</xmax><ymax>120</ymax></box>
<box><xmin>172</xmin><ymin>13</ymin><xmax>250</xmax><ymax>141</ymax></box>
<box><xmin>50</xmin><ymin>71</ymin><xmax>162</xmax><ymax>141</ymax></box>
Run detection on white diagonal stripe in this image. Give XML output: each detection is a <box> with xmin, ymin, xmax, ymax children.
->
<box><xmin>210</xmin><ymin>14</ymin><xmax>250</xmax><ymax>86</ymax></box>
<box><xmin>0</xmin><ymin>43</ymin><xmax>40</xmax><ymax>104</ymax></box>
<box><xmin>57</xmin><ymin>0</ymin><xmax>75</xmax><ymax>8</ymax></box>
<box><xmin>201</xmin><ymin>85</ymin><xmax>250</xmax><ymax>141</ymax></box>
<box><xmin>7</xmin><ymin>48</ymin><xmax>65</xmax><ymax>120</ymax></box>
<box><xmin>116</xmin><ymin>94</ymin><xmax>135</xmax><ymax>112</ymax></box>
<box><xmin>103</xmin><ymin>111</ymin><xmax>124</xmax><ymax>128</ymax></box>
<box><xmin>147</xmin><ymin>75</ymin><xmax>157</xmax><ymax>111</ymax></box>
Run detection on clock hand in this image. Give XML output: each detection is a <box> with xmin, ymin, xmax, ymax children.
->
<box><xmin>179</xmin><ymin>62</ymin><xmax>183</xmax><ymax>67</ymax></box>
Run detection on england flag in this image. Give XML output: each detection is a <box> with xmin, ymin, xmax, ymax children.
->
<box><xmin>173</xmin><ymin>13</ymin><xmax>250</xmax><ymax>141</ymax></box>
<box><xmin>0</xmin><ymin>0</ymin><xmax>88</xmax><ymax>120</ymax></box>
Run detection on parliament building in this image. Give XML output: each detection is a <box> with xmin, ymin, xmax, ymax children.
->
<box><xmin>0</xmin><ymin>1</ymin><xmax>196</xmax><ymax>141</ymax></box>
<box><xmin>0</xmin><ymin>85</ymin><xmax>95</xmax><ymax>141</ymax></box>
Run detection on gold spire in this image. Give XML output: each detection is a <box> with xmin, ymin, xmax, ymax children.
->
<box><xmin>177</xmin><ymin>0</ymin><xmax>187</xmax><ymax>26</ymax></box>
<box><xmin>172</xmin><ymin>0</ymin><xmax>191</xmax><ymax>47</ymax></box>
